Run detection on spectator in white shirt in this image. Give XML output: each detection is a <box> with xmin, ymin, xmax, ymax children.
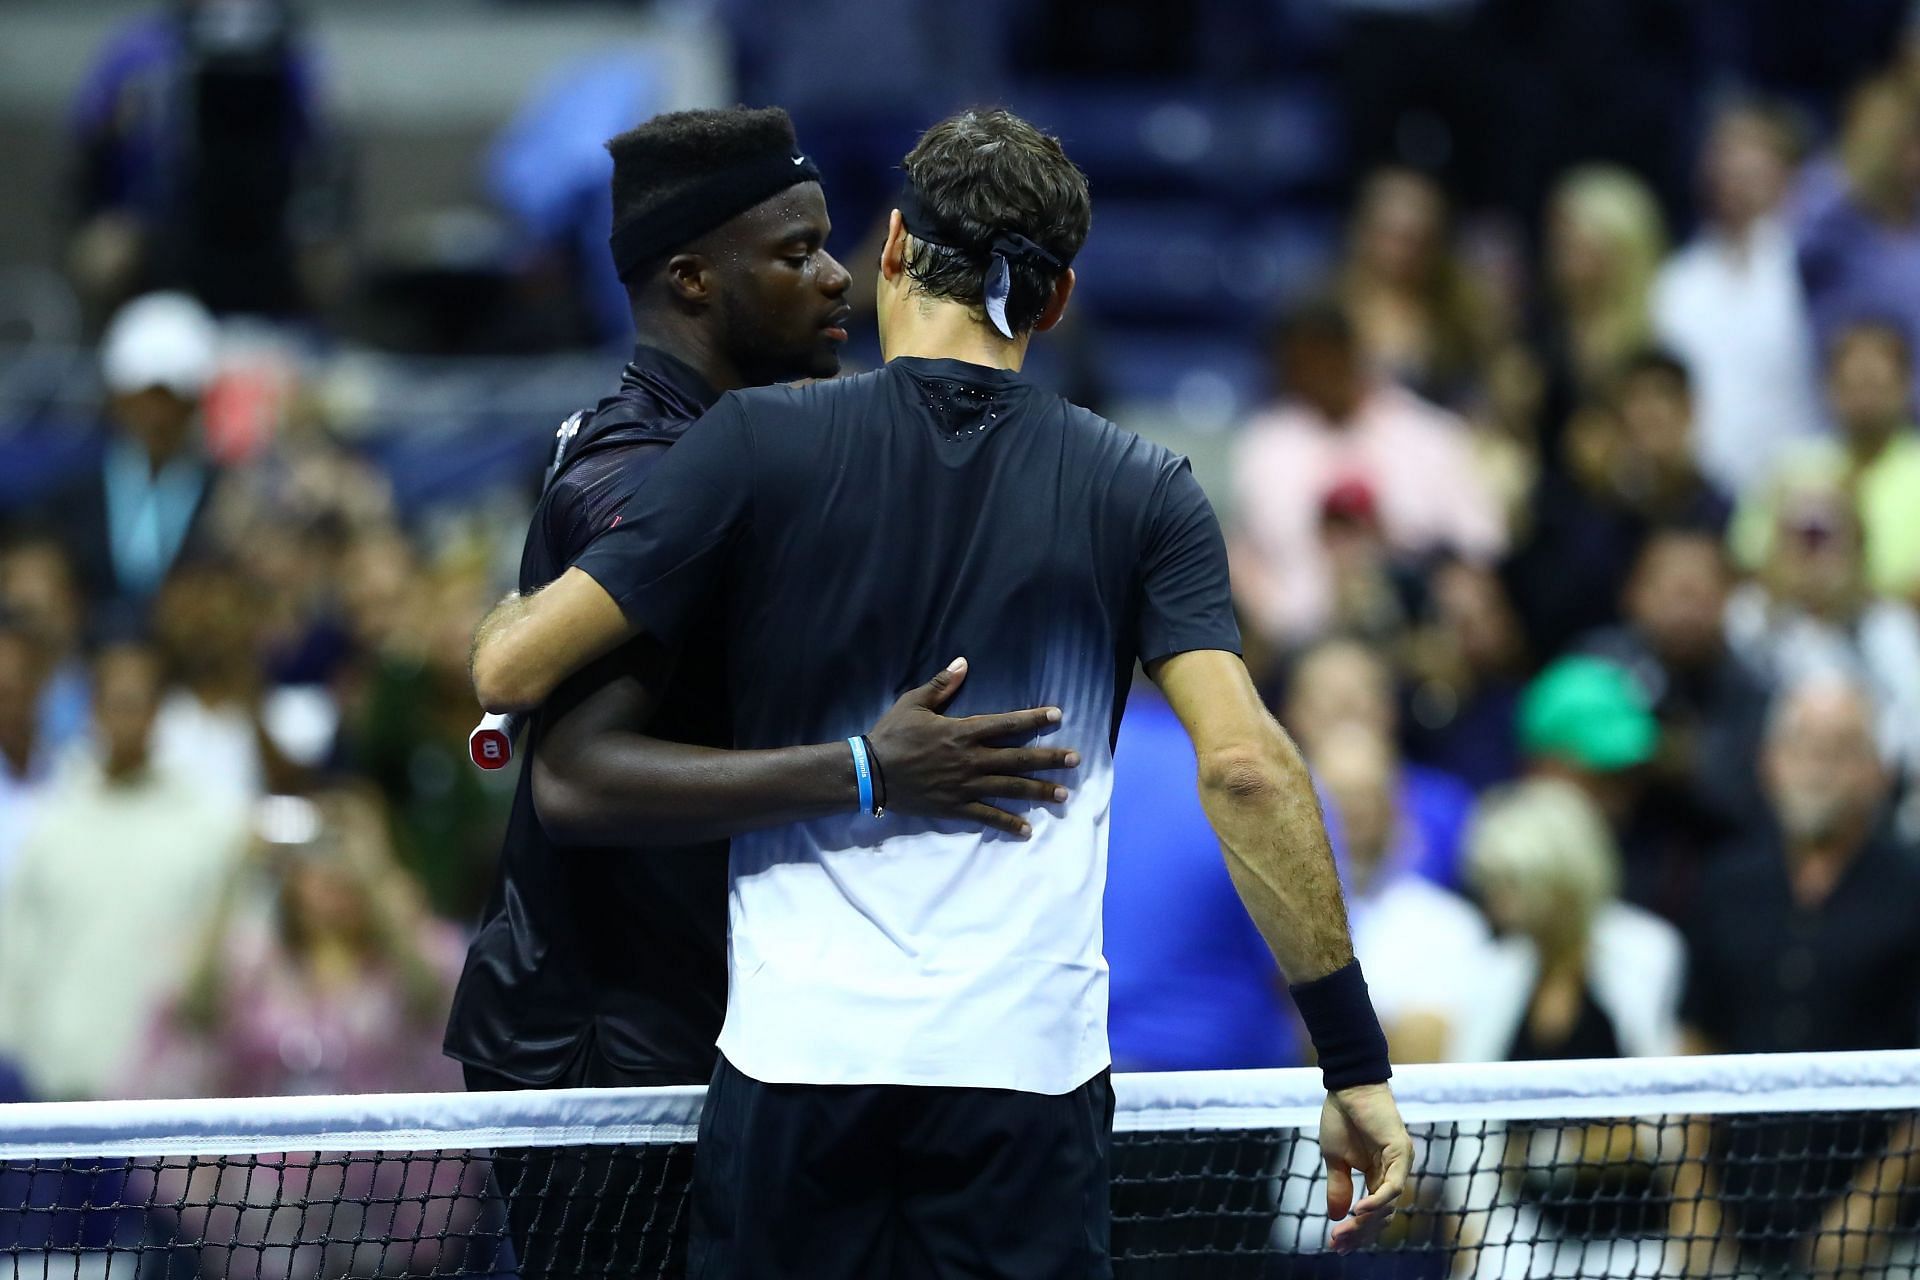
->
<box><xmin>1314</xmin><ymin>723</ymin><xmax>1489</xmax><ymax>1065</ymax></box>
<box><xmin>0</xmin><ymin>640</ymin><xmax>246</xmax><ymax>1100</ymax></box>
<box><xmin>1653</xmin><ymin>101</ymin><xmax>1823</xmax><ymax>497</ymax></box>
<box><xmin>148</xmin><ymin>558</ymin><xmax>335</xmax><ymax>806</ymax></box>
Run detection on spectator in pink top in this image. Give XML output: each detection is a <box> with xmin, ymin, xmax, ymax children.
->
<box><xmin>125</xmin><ymin>788</ymin><xmax>478</xmax><ymax>1280</ymax></box>
<box><xmin>1229</xmin><ymin>300</ymin><xmax>1508</xmax><ymax>654</ymax></box>
<box><xmin>132</xmin><ymin>788</ymin><xmax>465</xmax><ymax>1100</ymax></box>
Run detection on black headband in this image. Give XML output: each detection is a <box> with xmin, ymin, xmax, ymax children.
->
<box><xmin>609</xmin><ymin>149</ymin><xmax>823</xmax><ymax>281</ymax></box>
<box><xmin>896</xmin><ymin>178</ymin><xmax>1074</xmax><ymax>338</ymax></box>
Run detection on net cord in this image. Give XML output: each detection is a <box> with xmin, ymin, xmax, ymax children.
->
<box><xmin>4</xmin><ymin>1051</ymin><xmax>1916</xmax><ymax>1161</ymax></box>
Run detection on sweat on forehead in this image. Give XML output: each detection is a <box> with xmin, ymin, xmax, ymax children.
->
<box><xmin>737</xmin><ymin>182</ymin><xmax>827</xmax><ymax>231</ymax></box>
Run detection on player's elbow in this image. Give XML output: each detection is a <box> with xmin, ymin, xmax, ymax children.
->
<box><xmin>1196</xmin><ymin>739</ymin><xmax>1295</xmax><ymax>806</ymax></box>
<box><xmin>530</xmin><ymin>757</ymin><xmax>607</xmax><ymax>845</ymax></box>
<box><xmin>472</xmin><ymin>643</ymin><xmax>548</xmax><ymax>715</ymax></box>
<box><xmin>474</xmin><ymin>673</ymin><xmax>537</xmax><ymax>718</ymax></box>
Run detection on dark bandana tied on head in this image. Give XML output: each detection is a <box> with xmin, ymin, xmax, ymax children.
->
<box><xmin>896</xmin><ymin>180</ymin><xmax>1073</xmax><ymax>339</ymax></box>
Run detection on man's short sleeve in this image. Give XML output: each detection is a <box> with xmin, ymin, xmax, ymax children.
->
<box><xmin>571</xmin><ymin>393</ymin><xmax>753</xmax><ymax>651</ymax></box>
<box><xmin>1135</xmin><ymin>458</ymin><xmax>1241</xmax><ymax>664</ymax></box>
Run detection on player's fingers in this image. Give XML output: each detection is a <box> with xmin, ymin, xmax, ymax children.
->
<box><xmin>1334</xmin><ymin>1203</ymin><xmax>1394</xmax><ymax>1256</ymax></box>
<box><xmin>957</xmin><ymin>706</ymin><xmax>1062</xmax><ymax>742</ymax></box>
<box><xmin>1351</xmin><ymin>1178</ymin><xmax>1404</xmax><ymax>1218</ymax></box>
<box><xmin>906</xmin><ymin>657</ymin><xmax>969</xmax><ymax>710</ymax></box>
<box><xmin>1324</xmin><ymin>1161</ymin><xmax>1355</xmax><ymax>1222</ymax></box>
<box><xmin>1352</xmin><ymin>1146</ymin><xmax>1410</xmax><ymax>1218</ymax></box>
<box><xmin>981</xmin><ymin>746</ymin><xmax>1082</xmax><ymax>774</ymax></box>
<box><xmin>967</xmin><ymin>776</ymin><xmax>1069</xmax><ymax>804</ymax></box>
<box><xmin>955</xmin><ymin>802</ymin><xmax>1034</xmax><ymax>839</ymax></box>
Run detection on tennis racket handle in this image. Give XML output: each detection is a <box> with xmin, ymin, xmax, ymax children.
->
<box><xmin>469</xmin><ymin>713</ymin><xmax>520</xmax><ymax>771</ymax></box>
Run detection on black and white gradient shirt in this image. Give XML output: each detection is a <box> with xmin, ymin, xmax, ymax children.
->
<box><xmin>574</xmin><ymin>356</ymin><xmax>1240</xmax><ymax>1094</ymax></box>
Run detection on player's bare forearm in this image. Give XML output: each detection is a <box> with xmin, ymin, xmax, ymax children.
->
<box><xmin>1157</xmin><ymin>653</ymin><xmax>1412</xmax><ymax>1248</ymax></box>
<box><xmin>1151</xmin><ymin>649</ymin><xmax>1355</xmax><ymax>983</ymax></box>
<box><xmin>530</xmin><ymin>649</ymin><xmax>846</xmax><ymax>844</ymax></box>
<box><xmin>470</xmin><ymin>567</ymin><xmax>633</xmax><ymax>713</ymax></box>
<box><xmin>1197</xmin><ymin>723</ymin><xmax>1354</xmax><ymax>981</ymax></box>
<box><xmin>538</xmin><ymin>734</ymin><xmax>855</xmax><ymax>845</ymax></box>
<box><xmin>534</xmin><ymin>653</ymin><xmax>1079</xmax><ymax>845</ymax></box>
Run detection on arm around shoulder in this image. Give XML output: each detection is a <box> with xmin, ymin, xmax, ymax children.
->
<box><xmin>469</xmin><ymin>567</ymin><xmax>634</xmax><ymax>714</ymax></box>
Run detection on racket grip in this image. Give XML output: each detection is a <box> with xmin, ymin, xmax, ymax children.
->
<box><xmin>469</xmin><ymin>712</ymin><xmax>520</xmax><ymax>771</ymax></box>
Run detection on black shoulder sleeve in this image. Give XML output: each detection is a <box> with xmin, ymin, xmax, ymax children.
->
<box><xmin>571</xmin><ymin>393</ymin><xmax>754</xmax><ymax>651</ymax></box>
<box><xmin>1134</xmin><ymin>457</ymin><xmax>1241</xmax><ymax>665</ymax></box>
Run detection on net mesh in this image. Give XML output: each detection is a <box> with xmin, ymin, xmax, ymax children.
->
<box><xmin>3</xmin><ymin>1052</ymin><xmax>1916</xmax><ymax>1278</ymax></box>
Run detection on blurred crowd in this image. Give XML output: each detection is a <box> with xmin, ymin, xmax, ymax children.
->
<box><xmin>1112</xmin><ymin>64</ymin><xmax>1920</xmax><ymax>1083</ymax></box>
<box><xmin>1</xmin><ymin>0</ymin><xmax>1920</xmax><ymax>1128</ymax></box>
<box><xmin>1112</xmin><ymin>58</ymin><xmax>1920</xmax><ymax>1069</ymax></box>
<box><xmin>0</xmin><ymin>282</ymin><xmax>506</xmax><ymax>1105</ymax></box>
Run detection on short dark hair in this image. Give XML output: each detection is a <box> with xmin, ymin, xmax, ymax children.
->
<box><xmin>1274</xmin><ymin>297</ymin><xmax>1358</xmax><ymax>353</ymax></box>
<box><xmin>1713</xmin><ymin>96</ymin><xmax>1810</xmax><ymax>166</ymax></box>
<box><xmin>1617</xmin><ymin>346</ymin><xmax>1691</xmax><ymax>398</ymax></box>
<box><xmin>901</xmin><ymin>109</ymin><xmax>1091</xmax><ymax>335</ymax></box>
<box><xmin>1828</xmin><ymin>317</ymin><xmax>1913</xmax><ymax>374</ymax></box>
<box><xmin>606</xmin><ymin>107</ymin><xmax>800</xmax><ymax>273</ymax></box>
<box><xmin>1637</xmin><ymin>523</ymin><xmax>1732</xmax><ymax>572</ymax></box>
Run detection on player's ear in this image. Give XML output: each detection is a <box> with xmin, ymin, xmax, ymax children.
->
<box><xmin>664</xmin><ymin>252</ymin><xmax>715</xmax><ymax>306</ymax></box>
<box><xmin>879</xmin><ymin>210</ymin><xmax>909</xmax><ymax>283</ymax></box>
<box><xmin>1032</xmin><ymin>267</ymin><xmax>1075</xmax><ymax>334</ymax></box>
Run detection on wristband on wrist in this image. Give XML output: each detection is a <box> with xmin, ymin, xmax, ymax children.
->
<box><xmin>1289</xmin><ymin>959</ymin><xmax>1393</xmax><ymax>1091</ymax></box>
<box><xmin>847</xmin><ymin>736</ymin><xmax>878</xmax><ymax>817</ymax></box>
<box><xmin>859</xmin><ymin>735</ymin><xmax>888</xmax><ymax>815</ymax></box>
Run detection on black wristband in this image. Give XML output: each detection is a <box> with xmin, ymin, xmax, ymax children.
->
<box><xmin>1289</xmin><ymin>959</ymin><xmax>1393</xmax><ymax>1091</ymax></box>
<box><xmin>860</xmin><ymin>735</ymin><xmax>887</xmax><ymax>815</ymax></box>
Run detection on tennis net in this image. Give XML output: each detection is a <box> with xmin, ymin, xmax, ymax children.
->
<box><xmin>2</xmin><ymin>1050</ymin><xmax>1916</xmax><ymax>1277</ymax></box>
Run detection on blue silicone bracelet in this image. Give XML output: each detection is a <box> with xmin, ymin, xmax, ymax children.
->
<box><xmin>848</xmin><ymin>736</ymin><xmax>875</xmax><ymax>816</ymax></box>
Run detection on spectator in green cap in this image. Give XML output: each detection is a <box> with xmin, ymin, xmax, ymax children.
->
<box><xmin>1518</xmin><ymin>655</ymin><xmax>1676</xmax><ymax>915</ymax></box>
<box><xmin>1520</xmin><ymin>655</ymin><xmax>1660</xmax><ymax>775</ymax></box>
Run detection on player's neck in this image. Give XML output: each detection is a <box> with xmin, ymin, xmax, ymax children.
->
<box><xmin>882</xmin><ymin>299</ymin><xmax>1031</xmax><ymax>372</ymax></box>
<box><xmin>631</xmin><ymin>313</ymin><xmax>747</xmax><ymax>394</ymax></box>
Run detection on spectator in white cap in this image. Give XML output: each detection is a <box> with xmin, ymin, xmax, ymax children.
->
<box><xmin>32</xmin><ymin>292</ymin><xmax>224</xmax><ymax>616</ymax></box>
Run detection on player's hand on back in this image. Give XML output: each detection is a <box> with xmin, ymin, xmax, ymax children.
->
<box><xmin>1319</xmin><ymin>1082</ymin><xmax>1414</xmax><ymax>1254</ymax></box>
<box><xmin>865</xmin><ymin>657</ymin><xmax>1080</xmax><ymax>839</ymax></box>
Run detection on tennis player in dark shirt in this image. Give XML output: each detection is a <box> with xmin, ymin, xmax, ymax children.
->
<box><xmin>447</xmin><ymin>106</ymin><xmax>1079</xmax><ymax>1279</ymax></box>
<box><xmin>472</xmin><ymin>108</ymin><xmax>1413</xmax><ymax>1279</ymax></box>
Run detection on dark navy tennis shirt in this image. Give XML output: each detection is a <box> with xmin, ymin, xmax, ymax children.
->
<box><xmin>444</xmin><ymin>345</ymin><xmax>730</xmax><ymax>1087</ymax></box>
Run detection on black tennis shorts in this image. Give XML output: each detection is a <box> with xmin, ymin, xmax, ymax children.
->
<box><xmin>689</xmin><ymin>1055</ymin><xmax>1115</xmax><ymax>1279</ymax></box>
